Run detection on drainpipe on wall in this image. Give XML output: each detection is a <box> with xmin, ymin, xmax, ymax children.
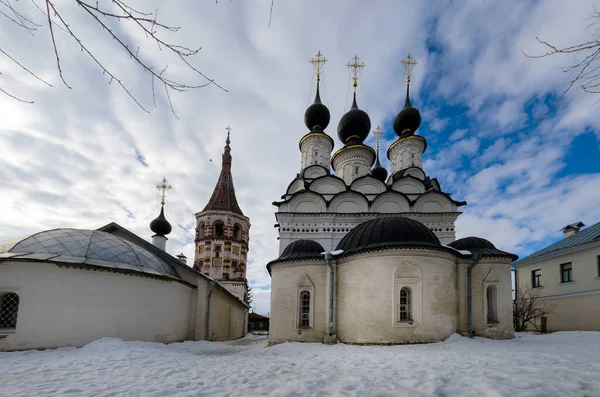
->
<box><xmin>467</xmin><ymin>253</ymin><xmax>481</xmax><ymax>338</ymax></box>
<box><xmin>322</xmin><ymin>250</ymin><xmax>343</xmax><ymax>338</ymax></box>
<box><xmin>205</xmin><ymin>281</ymin><xmax>215</xmax><ymax>341</ymax></box>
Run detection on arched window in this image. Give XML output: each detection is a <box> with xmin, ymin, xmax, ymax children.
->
<box><xmin>233</xmin><ymin>224</ymin><xmax>242</xmax><ymax>240</ymax></box>
<box><xmin>0</xmin><ymin>292</ymin><xmax>20</xmax><ymax>330</ymax></box>
<box><xmin>486</xmin><ymin>285</ymin><xmax>498</xmax><ymax>324</ymax></box>
<box><xmin>213</xmin><ymin>221</ymin><xmax>224</xmax><ymax>238</ymax></box>
<box><xmin>299</xmin><ymin>291</ymin><xmax>311</xmax><ymax>328</ymax></box>
<box><xmin>198</xmin><ymin>222</ymin><xmax>205</xmax><ymax>239</ymax></box>
<box><xmin>399</xmin><ymin>287</ymin><xmax>412</xmax><ymax>322</ymax></box>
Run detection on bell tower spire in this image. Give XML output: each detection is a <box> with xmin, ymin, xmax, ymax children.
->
<box><xmin>194</xmin><ymin>127</ymin><xmax>251</xmax><ymax>303</ymax></box>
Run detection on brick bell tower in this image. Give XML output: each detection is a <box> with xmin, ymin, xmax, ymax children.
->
<box><xmin>193</xmin><ymin>128</ymin><xmax>251</xmax><ymax>302</ymax></box>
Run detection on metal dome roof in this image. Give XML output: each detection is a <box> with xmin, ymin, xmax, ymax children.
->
<box><xmin>266</xmin><ymin>239</ymin><xmax>325</xmax><ymax>274</ymax></box>
<box><xmin>0</xmin><ymin>228</ymin><xmax>179</xmax><ymax>278</ymax></box>
<box><xmin>335</xmin><ymin>217</ymin><xmax>441</xmax><ymax>255</ymax></box>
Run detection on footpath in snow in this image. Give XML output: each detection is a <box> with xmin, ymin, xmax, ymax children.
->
<box><xmin>1</xmin><ymin>332</ymin><xmax>600</xmax><ymax>397</ymax></box>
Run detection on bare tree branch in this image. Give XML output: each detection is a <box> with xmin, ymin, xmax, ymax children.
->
<box><xmin>513</xmin><ymin>284</ymin><xmax>556</xmax><ymax>332</ymax></box>
<box><xmin>0</xmin><ymin>86</ymin><xmax>33</xmax><ymax>103</ymax></box>
<box><xmin>0</xmin><ymin>48</ymin><xmax>53</xmax><ymax>87</ymax></box>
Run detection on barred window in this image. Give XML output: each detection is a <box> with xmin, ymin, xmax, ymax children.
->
<box><xmin>398</xmin><ymin>287</ymin><xmax>411</xmax><ymax>322</ymax></box>
<box><xmin>299</xmin><ymin>291</ymin><xmax>310</xmax><ymax>328</ymax></box>
<box><xmin>0</xmin><ymin>292</ymin><xmax>19</xmax><ymax>330</ymax></box>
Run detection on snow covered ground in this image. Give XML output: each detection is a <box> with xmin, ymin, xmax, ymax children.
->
<box><xmin>1</xmin><ymin>332</ymin><xmax>600</xmax><ymax>397</ymax></box>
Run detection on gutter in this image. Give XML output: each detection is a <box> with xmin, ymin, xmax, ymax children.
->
<box><xmin>205</xmin><ymin>280</ymin><xmax>215</xmax><ymax>341</ymax></box>
<box><xmin>467</xmin><ymin>253</ymin><xmax>481</xmax><ymax>338</ymax></box>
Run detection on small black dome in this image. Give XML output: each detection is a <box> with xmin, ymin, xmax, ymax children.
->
<box><xmin>370</xmin><ymin>159</ymin><xmax>388</xmax><ymax>182</ymax></box>
<box><xmin>393</xmin><ymin>84</ymin><xmax>421</xmax><ymax>137</ymax></box>
<box><xmin>448</xmin><ymin>236</ymin><xmax>519</xmax><ymax>261</ymax></box>
<box><xmin>278</xmin><ymin>239</ymin><xmax>325</xmax><ymax>261</ymax></box>
<box><xmin>150</xmin><ymin>206</ymin><xmax>172</xmax><ymax>236</ymax></box>
<box><xmin>336</xmin><ymin>217</ymin><xmax>440</xmax><ymax>254</ymax></box>
<box><xmin>448</xmin><ymin>237</ymin><xmax>496</xmax><ymax>250</ymax></box>
<box><xmin>304</xmin><ymin>82</ymin><xmax>330</xmax><ymax>132</ymax></box>
<box><xmin>337</xmin><ymin>93</ymin><xmax>371</xmax><ymax>145</ymax></box>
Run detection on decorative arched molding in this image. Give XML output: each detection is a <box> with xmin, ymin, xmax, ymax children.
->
<box><xmin>328</xmin><ymin>191</ymin><xmax>369</xmax><ymax>213</ymax></box>
<box><xmin>286</xmin><ymin>178</ymin><xmax>306</xmax><ymax>195</ymax></box>
<box><xmin>413</xmin><ymin>191</ymin><xmax>452</xmax><ymax>212</ymax></box>
<box><xmin>308</xmin><ymin>176</ymin><xmax>347</xmax><ymax>195</ymax></box>
<box><xmin>392</xmin><ymin>178</ymin><xmax>426</xmax><ymax>195</ymax></box>
<box><xmin>288</xmin><ymin>192</ymin><xmax>327</xmax><ymax>213</ymax></box>
<box><xmin>350</xmin><ymin>176</ymin><xmax>386</xmax><ymax>196</ymax></box>
<box><xmin>297</xmin><ymin>273</ymin><xmax>315</xmax><ymax>288</ymax></box>
<box><xmin>394</xmin><ymin>262</ymin><xmax>421</xmax><ymax>279</ymax></box>
<box><xmin>393</xmin><ymin>262</ymin><xmax>422</xmax><ymax>325</ymax></box>
<box><xmin>404</xmin><ymin>167</ymin><xmax>426</xmax><ymax>180</ymax></box>
<box><xmin>302</xmin><ymin>165</ymin><xmax>329</xmax><ymax>179</ymax></box>
<box><xmin>370</xmin><ymin>192</ymin><xmax>410</xmax><ymax>213</ymax></box>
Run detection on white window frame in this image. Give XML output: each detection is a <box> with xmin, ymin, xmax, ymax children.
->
<box><xmin>296</xmin><ymin>275</ymin><xmax>314</xmax><ymax>330</ymax></box>
<box><xmin>393</xmin><ymin>263</ymin><xmax>421</xmax><ymax>326</ymax></box>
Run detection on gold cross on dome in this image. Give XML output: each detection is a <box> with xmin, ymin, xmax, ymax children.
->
<box><xmin>346</xmin><ymin>55</ymin><xmax>366</xmax><ymax>91</ymax></box>
<box><xmin>310</xmin><ymin>51</ymin><xmax>328</xmax><ymax>82</ymax></box>
<box><xmin>373</xmin><ymin>125</ymin><xmax>384</xmax><ymax>150</ymax></box>
<box><xmin>156</xmin><ymin>177</ymin><xmax>172</xmax><ymax>206</ymax></box>
<box><xmin>401</xmin><ymin>53</ymin><xmax>417</xmax><ymax>83</ymax></box>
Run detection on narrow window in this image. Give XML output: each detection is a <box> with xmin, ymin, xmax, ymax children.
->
<box><xmin>486</xmin><ymin>285</ymin><xmax>498</xmax><ymax>323</ymax></box>
<box><xmin>198</xmin><ymin>222</ymin><xmax>205</xmax><ymax>239</ymax></box>
<box><xmin>399</xmin><ymin>287</ymin><xmax>411</xmax><ymax>322</ymax></box>
<box><xmin>353</xmin><ymin>166</ymin><xmax>359</xmax><ymax>176</ymax></box>
<box><xmin>531</xmin><ymin>269</ymin><xmax>541</xmax><ymax>288</ymax></box>
<box><xmin>299</xmin><ymin>291</ymin><xmax>310</xmax><ymax>328</ymax></box>
<box><xmin>313</xmin><ymin>150</ymin><xmax>318</xmax><ymax>164</ymax></box>
<box><xmin>233</xmin><ymin>224</ymin><xmax>242</xmax><ymax>240</ymax></box>
<box><xmin>560</xmin><ymin>262</ymin><xmax>573</xmax><ymax>283</ymax></box>
<box><xmin>0</xmin><ymin>292</ymin><xmax>20</xmax><ymax>330</ymax></box>
<box><xmin>214</xmin><ymin>221</ymin><xmax>224</xmax><ymax>238</ymax></box>
<box><xmin>410</xmin><ymin>153</ymin><xmax>415</xmax><ymax>166</ymax></box>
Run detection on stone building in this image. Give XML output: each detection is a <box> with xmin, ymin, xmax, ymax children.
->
<box><xmin>193</xmin><ymin>132</ymin><xmax>251</xmax><ymax>302</ymax></box>
<box><xmin>267</xmin><ymin>53</ymin><xmax>517</xmax><ymax>345</ymax></box>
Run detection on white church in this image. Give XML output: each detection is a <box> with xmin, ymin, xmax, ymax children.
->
<box><xmin>267</xmin><ymin>53</ymin><xmax>517</xmax><ymax>345</ymax></box>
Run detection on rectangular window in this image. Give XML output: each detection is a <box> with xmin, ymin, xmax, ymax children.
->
<box><xmin>354</xmin><ymin>166</ymin><xmax>359</xmax><ymax>176</ymax></box>
<box><xmin>233</xmin><ymin>247</ymin><xmax>240</xmax><ymax>255</ymax></box>
<box><xmin>398</xmin><ymin>288</ymin><xmax>411</xmax><ymax>322</ymax></box>
<box><xmin>560</xmin><ymin>262</ymin><xmax>573</xmax><ymax>283</ymax></box>
<box><xmin>0</xmin><ymin>292</ymin><xmax>20</xmax><ymax>330</ymax></box>
<box><xmin>299</xmin><ymin>291</ymin><xmax>310</xmax><ymax>328</ymax></box>
<box><xmin>531</xmin><ymin>269</ymin><xmax>541</xmax><ymax>288</ymax></box>
<box><xmin>215</xmin><ymin>245</ymin><xmax>221</xmax><ymax>252</ymax></box>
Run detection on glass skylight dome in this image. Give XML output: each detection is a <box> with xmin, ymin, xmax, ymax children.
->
<box><xmin>0</xmin><ymin>228</ymin><xmax>179</xmax><ymax>278</ymax></box>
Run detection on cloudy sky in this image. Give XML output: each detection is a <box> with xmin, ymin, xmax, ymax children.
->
<box><xmin>1</xmin><ymin>0</ymin><xmax>599</xmax><ymax>315</ymax></box>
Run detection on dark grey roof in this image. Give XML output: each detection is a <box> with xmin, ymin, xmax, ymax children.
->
<box><xmin>266</xmin><ymin>239</ymin><xmax>325</xmax><ymax>274</ymax></box>
<box><xmin>449</xmin><ymin>237</ymin><xmax>518</xmax><ymax>261</ymax></box>
<box><xmin>0</xmin><ymin>228</ymin><xmax>179</xmax><ymax>278</ymax></box>
<box><xmin>515</xmin><ymin>221</ymin><xmax>600</xmax><ymax>265</ymax></box>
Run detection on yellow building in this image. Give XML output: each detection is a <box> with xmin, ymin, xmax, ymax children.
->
<box><xmin>514</xmin><ymin>221</ymin><xmax>600</xmax><ymax>332</ymax></box>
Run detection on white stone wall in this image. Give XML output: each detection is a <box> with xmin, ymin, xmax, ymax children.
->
<box><xmin>336</xmin><ymin>249</ymin><xmax>458</xmax><ymax>344</ymax></box>
<box><xmin>456</xmin><ymin>259</ymin><xmax>514</xmax><ymax>338</ymax></box>
<box><xmin>300</xmin><ymin>134</ymin><xmax>333</xmax><ymax>171</ymax></box>
<box><xmin>388</xmin><ymin>137</ymin><xmax>426</xmax><ymax>175</ymax></box>
<box><xmin>0</xmin><ymin>262</ymin><xmax>194</xmax><ymax>351</ymax></box>
<box><xmin>268</xmin><ymin>261</ymin><xmax>328</xmax><ymax>344</ymax></box>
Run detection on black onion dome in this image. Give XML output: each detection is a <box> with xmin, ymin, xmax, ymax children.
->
<box><xmin>393</xmin><ymin>84</ymin><xmax>421</xmax><ymax>137</ymax></box>
<box><xmin>150</xmin><ymin>206</ymin><xmax>172</xmax><ymax>236</ymax></box>
<box><xmin>449</xmin><ymin>237</ymin><xmax>518</xmax><ymax>261</ymax></box>
<box><xmin>335</xmin><ymin>217</ymin><xmax>441</xmax><ymax>254</ymax></box>
<box><xmin>304</xmin><ymin>82</ymin><xmax>330</xmax><ymax>132</ymax></box>
<box><xmin>337</xmin><ymin>93</ymin><xmax>371</xmax><ymax>146</ymax></box>
<box><xmin>370</xmin><ymin>159</ymin><xmax>388</xmax><ymax>182</ymax></box>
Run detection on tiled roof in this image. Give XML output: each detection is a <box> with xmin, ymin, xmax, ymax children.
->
<box><xmin>515</xmin><ymin>221</ymin><xmax>600</xmax><ymax>265</ymax></box>
<box><xmin>202</xmin><ymin>145</ymin><xmax>244</xmax><ymax>216</ymax></box>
